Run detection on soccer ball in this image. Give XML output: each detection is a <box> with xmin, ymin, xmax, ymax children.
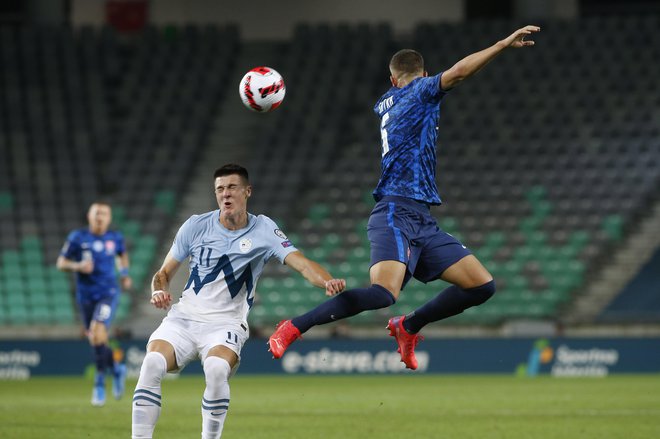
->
<box><xmin>238</xmin><ymin>67</ymin><xmax>286</xmax><ymax>113</ymax></box>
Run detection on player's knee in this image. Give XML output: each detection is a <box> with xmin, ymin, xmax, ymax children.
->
<box><xmin>89</xmin><ymin>322</ymin><xmax>108</xmax><ymax>345</ymax></box>
<box><xmin>370</xmin><ymin>284</ymin><xmax>397</xmax><ymax>306</ymax></box>
<box><xmin>203</xmin><ymin>356</ymin><xmax>231</xmax><ymax>388</ymax></box>
<box><xmin>139</xmin><ymin>352</ymin><xmax>167</xmax><ymax>386</ymax></box>
<box><xmin>465</xmin><ymin>279</ymin><xmax>496</xmax><ymax>306</ymax></box>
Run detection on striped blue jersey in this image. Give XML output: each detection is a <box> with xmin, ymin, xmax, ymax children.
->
<box><xmin>169</xmin><ymin>210</ymin><xmax>297</xmax><ymax>323</ymax></box>
<box><xmin>373</xmin><ymin>73</ymin><xmax>448</xmax><ymax>205</ymax></box>
<box><xmin>60</xmin><ymin>229</ymin><xmax>125</xmax><ymax>302</ymax></box>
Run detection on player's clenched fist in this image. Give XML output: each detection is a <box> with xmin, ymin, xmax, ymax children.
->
<box><xmin>150</xmin><ymin>290</ymin><xmax>172</xmax><ymax>309</ymax></box>
<box><xmin>324</xmin><ymin>278</ymin><xmax>346</xmax><ymax>296</ymax></box>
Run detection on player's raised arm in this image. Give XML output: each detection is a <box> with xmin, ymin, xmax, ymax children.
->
<box><xmin>284</xmin><ymin>251</ymin><xmax>346</xmax><ymax>296</ymax></box>
<box><xmin>440</xmin><ymin>25</ymin><xmax>540</xmax><ymax>90</ymax></box>
<box><xmin>150</xmin><ymin>251</ymin><xmax>181</xmax><ymax>309</ymax></box>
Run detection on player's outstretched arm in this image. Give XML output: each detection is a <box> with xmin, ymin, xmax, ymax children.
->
<box><xmin>284</xmin><ymin>251</ymin><xmax>346</xmax><ymax>297</ymax></box>
<box><xmin>441</xmin><ymin>25</ymin><xmax>540</xmax><ymax>90</ymax></box>
<box><xmin>150</xmin><ymin>251</ymin><xmax>180</xmax><ymax>309</ymax></box>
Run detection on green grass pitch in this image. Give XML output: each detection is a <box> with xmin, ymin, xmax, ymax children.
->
<box><xmin>1</xmin><ymin>375</ymin><xmax>659</xmax><ymax>438</ymax></box>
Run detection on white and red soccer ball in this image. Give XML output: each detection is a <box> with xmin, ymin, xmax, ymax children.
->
<box><xmin>238</xmin><ymin>66</ymin><xmax>286</xmax><ymax>113</ymax></box>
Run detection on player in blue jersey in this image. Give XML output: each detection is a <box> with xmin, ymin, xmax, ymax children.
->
<box><xmin>131</xmin><ymin>164</ymin><xmax>345</xmax><ymax>439</ymax></box>
<box><xmin>57</xmin><ymin>202</ymin><xmax>132</xmax><ymax>405</ymax></box>
<box><xmin>269</xmin><ymin>25</ymin><xmax>540</xmax><ymax>369</ymax></box>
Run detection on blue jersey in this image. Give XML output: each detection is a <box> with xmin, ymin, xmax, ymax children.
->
<box><xmin>60</xmin><ymin>229</ymin><xmax>125</xmax><ymax>302</ymax></box>
<box><xmin>169</xmin><ymin>210</ymin><xmax>298</xmax><ymax>323</ymax></box>
<box><xmin>373</xmin><ymin>73</ymin><xmax>448</xmax><ymax>205</ymax></box>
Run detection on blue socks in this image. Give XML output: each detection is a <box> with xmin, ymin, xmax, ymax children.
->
<box><xmin>403</xmin><ymin>280</ymin><xmax>496</xmax><ymax>334</ymax></box>
<box><xmin>292</xmin><ymin>284</ymin><xmax>395</xmax><ymax>333</ymax></box>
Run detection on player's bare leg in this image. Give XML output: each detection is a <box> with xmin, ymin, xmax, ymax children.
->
<box><xmin>439</xmin><ymin>255</ymin><xmax>493</xmax><ymax>289</ymax></box>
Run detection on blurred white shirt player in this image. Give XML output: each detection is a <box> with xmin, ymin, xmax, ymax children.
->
<box><xmin>131</xmin><ymin>164</ymin><xmax>345</xmax><ymax>439</ymax></box>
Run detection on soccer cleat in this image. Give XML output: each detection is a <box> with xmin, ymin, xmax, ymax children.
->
<box><xmin>91</xmin><ymin>384</ymin><xmax>106</xmax><ymax>407</ymax></box>
<box><xmin>267</xmin><ymin>320</ymin><xmax>301</xmax><ymax>359</ymax></box>
<box><xmin>112</xmin><ymin>363</ymin><xmax>127</xmax><ymax>400</ymax></box>
<box><xmin>387</xmin><ymin>316</ymin><xmax>424</xmax><ymax>370</ymax></box>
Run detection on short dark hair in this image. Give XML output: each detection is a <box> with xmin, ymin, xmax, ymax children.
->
<box><xmin>213</xmin><ymin>164</ymin><xmax>249</xmax><ymax>184</ymax></box>
<box><xmin>389</xmin><ymin>49</ymin><xmax>425</xmax><ymax>75</ymax></box>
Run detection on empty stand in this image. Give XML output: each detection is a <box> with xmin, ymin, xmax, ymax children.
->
<box><xmin>1</xmin><ymin>16</ymin><xmax>658</xmax><ymax>330</ymax></box>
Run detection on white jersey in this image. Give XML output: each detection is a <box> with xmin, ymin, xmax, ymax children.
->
<box><xmin>168</xmin><ymin>210</ymin><xmax>297</xmax><ymax>324</ymax></box>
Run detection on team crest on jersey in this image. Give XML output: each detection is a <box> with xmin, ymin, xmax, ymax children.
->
<box><xmin>274</xmin><ymin>229</ymin><xmax>287</xmax><ymax>240</ymax></box>
<box><xmin>239</xmin><ymin>238</ymin><xmax>252</xmax><ymax>253</ymax></box>
<box><xmin>105</xmin><ymin>240</ymin><xmax>116</xmax><ymax>254</ymax></box>
<box><xmin>93</xmin><ymin>240</ymin><xmax>104</xmax><ymax>252</ymax></box>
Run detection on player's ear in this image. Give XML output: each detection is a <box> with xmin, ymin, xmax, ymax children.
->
<box><xmin>390</xmin><ymin>75</ymin><xmax>397</xmax><ymax>87</ymax></box>
<box><xmin>245</xmin><ymin>185</ymin><xmax>252</xmax><ymax>198</ymax></box>
<box><xmin>423</xmin><ymin>70</ymin><xmax>428</xmax><ymax>77</ymax></box>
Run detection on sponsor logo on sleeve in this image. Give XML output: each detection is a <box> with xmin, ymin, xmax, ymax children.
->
<box><xmin>274</xmin><ymin>229</ymin><xmax>287</xmax><ymax>240</ymax></box>
<box><xmin>281</xmin><ymin>240</ymin><xmax>293</xmax><ymax>248</ymax></box>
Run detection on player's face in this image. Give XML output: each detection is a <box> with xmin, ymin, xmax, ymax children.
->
<box><xmin>215</xmin><ymin>174</ymin><xmax>251</xmax><ymax>216</ymax></box>
<box><xmin>87</xmin><ymin>203</ymin><xmax>112</xmax><ymax>235</ymax></box>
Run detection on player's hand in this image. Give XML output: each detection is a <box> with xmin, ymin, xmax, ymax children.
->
<box><xmin>77</xmin><ymin>259</ymin><xmax>94</xmax><ymax>274</ymax></box>
<box><xmin>151</xmin><ymin>290</ymin><xmax>173</xmax><ymax>309</ymax></box>
<box><xmin>501</xmin><ymin>25</ymin><xmax>540</xmax><ymax>48</ymax></box>
<box><xmin>121</xmin><ymin>276</ymin><xmax>133</xmax><ymax>291</ymax></box>
<box><xmin>324</xmin><ymin>278</ymin><xmax>346</xmax><ymax>296</ymax></box>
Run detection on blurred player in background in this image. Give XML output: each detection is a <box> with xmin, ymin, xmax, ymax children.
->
<box><xmin>131</xmin><ymin>164</ymin><xmax>344</xmax><ymax>439</ymax></box>
<box><xmin>56</xmin><ymin>201</ymin><xmax>132</xmax><ymax>405</ymax></box>
<box><xmin>269</xmin><ymin>25</ymin><xmax>540</xmax><ymax>369</ymax></box>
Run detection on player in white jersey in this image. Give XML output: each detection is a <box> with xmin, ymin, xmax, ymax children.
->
<box><xmin>131</xmin><ymin>164</ymin><xmax>346</xmax><ymax>439</ymax></box>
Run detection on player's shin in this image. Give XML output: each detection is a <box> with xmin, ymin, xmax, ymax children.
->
<box><xmin>291</xmin><ymin>284</ymin><xmax>395</xmax><ymax>333</ymax></box>
<box><xmin>403</xmin><ymin>280</ymin><xmax>496</xmax><ymax>333</ymax></box>
<box><xmin>201</xmin><ymin>356</ymin><xmax>231</xmax><ymax>439</ymax></box>
<box><xmin>132</xmin><ymin>352</ymin><xmax>167</xmax><ymax>439</ymax></box>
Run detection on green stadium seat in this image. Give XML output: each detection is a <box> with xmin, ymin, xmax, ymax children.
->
<box><xmin>531</xmin><ymin>200</ymin><xmax>552</xmax><ymax>220</ymax></box>
<box><xmin>602</xmin><ymin>214</ymin><xmax>624</xmax><ymax>241</ymax></box>
<box><xmin>116</xmin><ymin>294</ymin><xmax>132</xmax><ymax>320</ymax></box>
<box><xmin>8</xmin><ymin>308</ymin><xmax>30</xmax><ymax>324</ymax></box>
<box><xmin>525</xmin><ymin>185</ymin><xmax>546</xmax><ymax>203</ymax></box>
<box><xmin>308</xmin><ymin>203</ymin><xmax>330</xmax><ymax>224</ymax></box>
<box><xmin>122</xmin><ymin>221</ymin><xmax>141</xmax><ymax>242</ymax></box>
<box><xmin>52</xmin><ymin>302</ymin><xmax>75</xmax><ymax>324</ymax></box>
<box><xmin>155</xmin><ymin>190</ymin><xmax>176</xmax><ymax>215</ymax></box>
<box><xmin>30</xmin><ymin>304</ymin><xmax>53</xmax><ymax>323</ymax></box>
<box><xmin>308</xmin><ymin>246</ymin><xmax>329</xmax><ymax>262</ymax></box>
<box><xmin>347</xmin><ymin>246</ymin><xmax>369</xmax><ymax>263</ymax></box>
<box><xmin>4</xmin><ymin>278</ymin><xmax>26</xmax><ymax>295</ymax></box>
<box><xmin>0</xmin><ymin>192</ymin><xmax>13</xmax><ymax>211</ymax></box>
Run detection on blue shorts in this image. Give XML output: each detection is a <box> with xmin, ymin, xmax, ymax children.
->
<box><xmin>78</xmin><ymin>294</ymin><xmax>119</xmax><ymax>330</ymax></box>
<box><xmin>367</xmin><ymin>196</ymin><xmax>471</xmax><ymax>287</ymax></box>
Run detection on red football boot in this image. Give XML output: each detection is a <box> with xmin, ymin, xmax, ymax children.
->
<box><xmin>387</xmin><ymin>316</ymin><xmax>424</xmax><ymax>370</ymax></box>
<box><xmin>268</xmin><ymin>320</ymin><xmax>301</xmax><ymax>359</ymax></box>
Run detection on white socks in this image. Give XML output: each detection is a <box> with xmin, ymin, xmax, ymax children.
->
<box><xmin>132</xmin><ymin>352</ymin><xmax>167</xmax><ymax>439</ymax></box>
<box><xmin>201</xmin><ymin>356</ymin><xmax>231</xmax><ymax>439</ymax></box>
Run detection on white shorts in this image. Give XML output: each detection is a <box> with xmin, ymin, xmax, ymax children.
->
<box><xmin>148</xmin><ymin>313</ymin><xmax>249</xmax><ymax>374</ymax></box>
